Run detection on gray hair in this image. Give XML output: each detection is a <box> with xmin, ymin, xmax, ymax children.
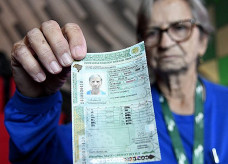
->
<box><xmin>137</xmin><ymin>0</ymin><xmax>214</xmax><ymax>41</ymax></box>
<box><xmin>89</xmin><ymin>74</ymin><xmax>102</xmax><ymax>82</ymax></box>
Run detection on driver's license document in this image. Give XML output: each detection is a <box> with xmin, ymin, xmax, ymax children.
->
<box><xmin>71</xmin><ymin>42</ymin><xmax>161</xmax><ymax>163</ymax></box>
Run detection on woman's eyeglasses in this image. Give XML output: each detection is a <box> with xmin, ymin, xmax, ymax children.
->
<box><xmin>143</xmin><ymin>19</ymin><xmax>200</xmax><ymax>48</ymax></box>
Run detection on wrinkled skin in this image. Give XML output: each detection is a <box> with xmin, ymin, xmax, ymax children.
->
<box><xmin>146</xmin><ymin>0</ymin><xmax>208</xmax><ymax>75</ymax></box>
<box><xmin>11</xmin><ymin>20</ymin><xmax>87</xmax><ymax>97</ymax></box>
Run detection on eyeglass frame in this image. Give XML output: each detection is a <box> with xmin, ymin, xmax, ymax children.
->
<box><xmin>143</xmin><ymin>19</ymin><xmax>202</xmax><ymax>48</ymax></box>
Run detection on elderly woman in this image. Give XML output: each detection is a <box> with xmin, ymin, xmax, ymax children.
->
<box><xmin>5</xmin><ymin>0</ymin><xmax>228</xmax><ymax>163</ymax></box>
<box><xmin>137</xmin><ymin>0</ymin><xmax>228</xmax><ymax>163</ymax></box>
<box><xmin>87</xmin><ymin>74</ymin><xmax>106</xmax><ymax>95</ymax></box>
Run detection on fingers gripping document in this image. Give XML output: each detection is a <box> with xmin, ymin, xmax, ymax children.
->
<box><xmin>71</xmin><ymin>42</ymin><xmax>161</xmax><ymax>163</ymax></box>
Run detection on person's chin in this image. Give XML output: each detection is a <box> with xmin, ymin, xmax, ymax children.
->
<box><xmin>155</xmin><ymin>64</ymin><xmax>188</xmax><ymax>74</ymax></box>
<box><xmin>92</xmin><ymin>88</ymin><xmax>99</xmax><ymax>90</ymax></box>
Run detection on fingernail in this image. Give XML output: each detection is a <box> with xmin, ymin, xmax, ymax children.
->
<box><xmin>50</xmin><ymin>61</ymin><xmax>62</xmax><ymax>73</ymax></box>
<box><xmin>73</xmin><ymin>46</ymin><xmax>85</xmax><ymax>60</ymax></box>
<box><xmin>61</xmin><ymin>52</ymin><xmax>73</xmax><ymax>66</ymax></box>
<box><xmin>35</xmin><ymin>73</ymin><xmax>46</xmax><ymax>82</ymax></box>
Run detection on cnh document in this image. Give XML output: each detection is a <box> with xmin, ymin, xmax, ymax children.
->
<box><xmin>71</xmin><ymin>42</ymin><xmax>161</xmax><ymax>163</ymax></box>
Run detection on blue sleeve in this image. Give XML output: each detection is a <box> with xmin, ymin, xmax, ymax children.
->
<box><xmin>4</xmin><ymin>90</ymin><xmax>72</xmax><ymax>164</ymax></box>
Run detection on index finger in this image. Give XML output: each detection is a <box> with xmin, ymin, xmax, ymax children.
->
<box><xmin>62</xmin><ymin>23</ymin><xmax>87</xmax><ymax>60</ymax></box>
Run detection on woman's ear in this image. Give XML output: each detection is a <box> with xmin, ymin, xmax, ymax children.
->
<box><xmin>198</xmin><ymin>34</ymin><xmax>209</xmax><ymax>57</ymax></box>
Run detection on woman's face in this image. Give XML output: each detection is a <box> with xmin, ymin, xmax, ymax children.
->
<box><xmin>145</xmin><ymin>0</ymin><xmax>208</xmax><ymax>74</ymax></box>
<box><xmin>90</xmin><ymin>77</ymin><xmax>102</xmax><ymax>90</ymax></box>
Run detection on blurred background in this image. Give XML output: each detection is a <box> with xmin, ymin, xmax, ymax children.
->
<box><xmin>0</xmin><ymin>0</ymin><xmax>227</xmax><ymax>163</ymax></box>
